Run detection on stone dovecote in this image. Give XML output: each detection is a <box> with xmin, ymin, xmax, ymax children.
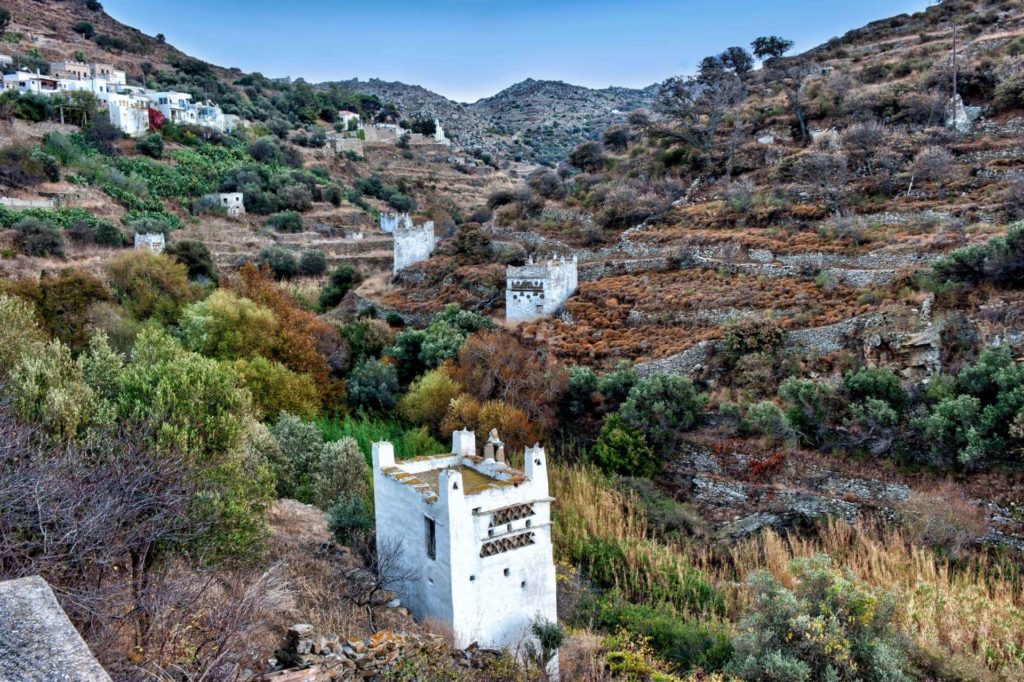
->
<box><xmin>371</xmin><ymin>430</ymin><xmax>558</xmax><ymax>670</ymax></box>
<box><xmin>506</xmin><ymin>255</ymin><xmax>578</xmax><ymax>322</ymax></box>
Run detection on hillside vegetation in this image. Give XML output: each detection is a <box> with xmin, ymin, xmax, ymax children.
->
<box><xmin>0</xmin><ymin>0</ymin><xmax>1023</xmax><ymax>681</ymax></box>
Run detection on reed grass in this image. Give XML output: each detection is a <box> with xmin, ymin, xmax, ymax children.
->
<box><xmin>551</xmin><ymin>463</ymin><xmax>1024</xmax><ymax>679</ymax></box>
<box><xmin>315</xmin><ymin>414</ymin><xmax>443</xmax><ymax>465</ymax></box>
<box><xmin>551</xmin><ymin>464</ymin><xmax>723</xmax><ymax>617</ymax></box>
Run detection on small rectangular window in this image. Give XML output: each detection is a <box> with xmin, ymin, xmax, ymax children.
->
<box><xmin>425</xmin><ymin>517</ymin><xmax>436</xmax><ymax>560</ymax></box>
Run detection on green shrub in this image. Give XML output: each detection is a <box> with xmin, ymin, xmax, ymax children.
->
<box><xmin>106</xmin><ymin>250</ymin><xmax>194</xmax><ymax>323</ymax></box>
<box><xmin>728</xmin><ymin>555</ymin><xmax>910</xmax><ymax>682</ymax></box>
<box><xmin>177</xmin><ymin>289</ymin><xmax>278</xmax><ymax>360</ymax></box>
<box><xmin>843</xmin><ymin>366</ymin><xmax>908</xmax><ymax>413</ymax></box>
<box><xmin>76</xmin><ymin>218</ymin><xmax>128</xmax><ymax>247</ymax></box>
<box><xmin>388</xmin><ymin>305</ymin><xmax>493</xmax><ymax>380</ymax></box>
<box><xmin>14</xmin><ymin>217</ymin><xmax>64</xmax><ymax>257</ymax></box>
<box><xmin>269</xmin><ymin>412</ymin><xmax>325</xmax><ymax>501</ymax></box>
<box><xmin>398</xmin><ymin>368</ymin><xmax>463</xmax><ymax>435</ymax></box>
<box><xmin>135</xmin><ymin>133</ymin><xmax>164</xmax><ymax>159</ymax></box>
<box><xmin>597</xmin><ymin>361</ymin><xmax>638</xmax><ymax>408</ymax></box>
<box><xmin>276</xmin><ymin>183</ymin><xmax>313</xmax><ymax>211</ymax></box>
<box><xmin>779</xmin><ymin>377</ymin><xmax>832</xmax><ymax>447</ymax></box>
<box><xmin>742</xmin><ymin>400</ymin><xmax>792</xmax><ymax>441</ymax></box>
<box><xmin>256</xmin><ymin>247</ymin><xmax>298</xmax><ymax>279</ymax></box>
<box><xmin>564</xmin><ymin>365</ymin><xmax>598</xmax><ymax>418</ymax></box>
<box><xmin>230</xmin><ymin>357</ymin><xmax>319</xmax><ymax>422</ymax></box>
<box><xmin>10</xmin><ymin>337</ymin><xmax>100</xmax><ymax>441</ymax></box>
<box><xmin>0</xmin><ymin>294</ymin><xmax>46</xmax><ymax>381</ymax></box>
<box><xmin>328</xmin><ymin>494</ymin><xmax>374</xmax><ymax>551</ymax></box>
<box><xmin>265</xmin><ymin>211</ymin><xmax>303</xmax><ymax>233</ymax></box>
<box><xmin>995</xmin><ymin>75</ymin><xmax>1024</xmax><ymax>112</ymax></box>
<box><xmin>590</xmin><ymin>414</ymin><xmax>657</xmax><ymax>477</ymax></box>
<box><xmin>347</xmin><ymin>358</ymin><xmax>399</xmax><ymax>412</ymax></box>
<box><xmin>314</xmin><ymin>437</ymin><xmax>369</xmax><ymax>508</ymax></box>
<box><xmin>117</xmin><ymin>327</ymin><xmax>273</xmax><ymax>558</ymax></box>
<box><xmin>298</xmin><ymin>249</ymin><xmax>328</xmax><ymax>276</ymax></box>
<box><xmin>619</xmin><ymin>374</ymin><xmax>706</xmax><ymax>455</ymax></box>
<box><xmin>586</xmin><ymin>592</ymin><xmax>733</xmax><ymax>672</ymax></box>
<box><xmin>72</xmin><ymin>21</ymin><xmax>95</xmax><ymax>38</ymax></box>
<box><xmin>318</xmin><ymin>263</ymin><xmax>362</xmax><ymax>310</ymax></box>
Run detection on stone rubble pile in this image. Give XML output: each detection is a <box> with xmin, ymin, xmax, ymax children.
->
<box><xmin>259</xmin><ymin>624</ymin><xmax>499</xmax><ymax>681</ymax></box>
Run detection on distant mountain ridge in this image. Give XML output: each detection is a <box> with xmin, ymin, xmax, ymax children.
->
<box><xmin>331</xmin><ymin>77</ymin><xmax>659</xmax><ymax>164</ymax></box>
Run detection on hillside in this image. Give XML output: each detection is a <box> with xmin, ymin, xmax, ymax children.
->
<box><xmin>1</xmin><ymin>0</ymin><xmax>1024</xmax><ymax>681</ymax></box>
<box><xmin>331</xmin><ymin>77</ymin><xmax>658</xmax><ymax>164</ymax></box>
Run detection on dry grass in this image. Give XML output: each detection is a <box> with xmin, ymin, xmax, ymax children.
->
<box><xmin>692</xmin><ymin>520</ymin><xmax>1024</xmax><ymax>680</ymax></box>
<box><xmin>552</xmin><ymin>464</ymin><xmax>1024</xmax><ymax>680</ymax></box>
<box><xmin>265</xmin><ymin>499</ymin><xmax>421</xmax><ymax>639</ymax></box>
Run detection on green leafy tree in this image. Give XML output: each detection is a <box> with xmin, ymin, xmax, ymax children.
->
<box><xmin>590</xmin><ymin>414</ymin><xmax>657</xmax><ymax>477</ymax></box>
<box><xmin>116</xmin><ymin>328</ymin><xmax>273</xmax><ymax>556</ymax></box>
<box><xmin>619</xmin><ymin>374</ymin><xmax>706</xmax><ymax>455</ymax></box>
<box><xmin>230</xmin><ymin>357</ymin><xmax>320</xmax><ymax>421</ymax></box>
<box><xmin>0</xmin><ymin>294</ymin><xmax>45</xmax><ymax>381</ymax></box>
<box><xmin>298</xmin><ymin>249</ymin><xmax>328</xmax><ymax>276</ymax></box>
<box><xmin>164</xmin><ymin>239</ymin><xmax>217</xmax><ymax>282</ymax></box>
<box><xmin>347</xmin><ymin>358</ymin><xmax>399</xmax><ymax>412</ymax></box>
<box><xmin>177</xmin><ymin>289</ymin><xmax>279</xmax><ymax>360</ymax></box>
<box><xmin>0</xmin><ymin>8</ymin><xmax>11</xmax><ymax>36</ymax></box>
<box><xmin>10</xmin><ymin>338</ymin><xmax>100</xmax><ymax>441</ymax></box>
<box><xmin>398</xmin><ymin>368</ymin><xmax>463</xmax><ymax>435</ymax></box>
<box><xmin>751</xmin><ymin>35</ymin><xmax>794</xmax><ymax>61</ymax></box>
<box><xmin>106</xmin><ymin>251</ymin><xmax>195</xmax><ymax>323</ymax></box>
<box><xmin>314</xmin><ymin>437</ymin><xmax>369</xmax><ymax>509</ymax></box>
<box><xmin>256</xmin><ymin>246</ymin><xmax>299</xmax><ymax>279</ymax></box>
<box><xmin>265</xmin><ymin>211</ymin><xmax>303</xmax><ymax>233</ymax></box>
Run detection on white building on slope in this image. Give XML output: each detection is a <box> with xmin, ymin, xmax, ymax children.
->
<box><xmin>372</xmin><ymin>429</ymin><xmax>558</xmax><ymax>661</ymax></box>
<box><xmin>506</xmin><ymin>256</ymin><xmax>578</xmax><ymax>322</ymax></box>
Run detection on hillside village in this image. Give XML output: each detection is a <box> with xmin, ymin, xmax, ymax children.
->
<box><xmin>1</xmin><ymin>0</ymin><xmax>1024</xmax><ymax>680</ymax></box>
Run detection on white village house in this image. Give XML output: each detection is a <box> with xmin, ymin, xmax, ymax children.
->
<box><xmin>1</xmin><ymin>63</ymin><xmax>241</xmax><ymax>138</ymax></box>
<box><xmin>338</xmin><ymin>109</ymin><xmax>361</xmax><ymax>128</ymax></box>
<box><xmin>372</xmin><ymin>429</ymin><xmax>558</xmax><ymax>664</ymax></box>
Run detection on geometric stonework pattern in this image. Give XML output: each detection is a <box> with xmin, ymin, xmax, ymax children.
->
<box><xmin>479</xmin><ymin>531</ymin><xmax>536</xmax><ymax>557</ymax></box>
<box><xmin>488</xmin><ymin>503</ymin><xmax>535</xmax><ymax>527</ymax></box>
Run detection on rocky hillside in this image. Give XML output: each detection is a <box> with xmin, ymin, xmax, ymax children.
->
<box><xmin>332</xmin><ymin>77</ymin><xmax>658</xmax><ymax>165</ymax></box>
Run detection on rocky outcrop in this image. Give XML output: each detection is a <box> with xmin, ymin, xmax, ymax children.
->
<box><xmin>666</xmin><ymin>442</ymin><xmax>912</xmax><ymax>539</ymax></box>
<box><xmin>0</xmin><ymin>575</ymin><xmax>111</xmax><ymax>681</ymax></box>
<box><xmin>636</xmin><ymin>304</ymin><xmax>947</xmax><ymax>380</ymax></box>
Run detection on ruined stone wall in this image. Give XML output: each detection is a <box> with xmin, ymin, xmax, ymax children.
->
<box><xmin>393</xmin><ymin>221</ymin><xmax>436</xmax><ymax>273</ymax></box>
<box><xmin>380</xmin><ymin>213</ymin><xmax>412</xmax><ymax>234</ymax></box>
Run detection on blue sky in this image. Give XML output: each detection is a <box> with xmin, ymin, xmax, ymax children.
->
<box><xmin>103</xmin><ymin>0</ymin><xmax>930</xmax><ymax>103</ymax></box>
